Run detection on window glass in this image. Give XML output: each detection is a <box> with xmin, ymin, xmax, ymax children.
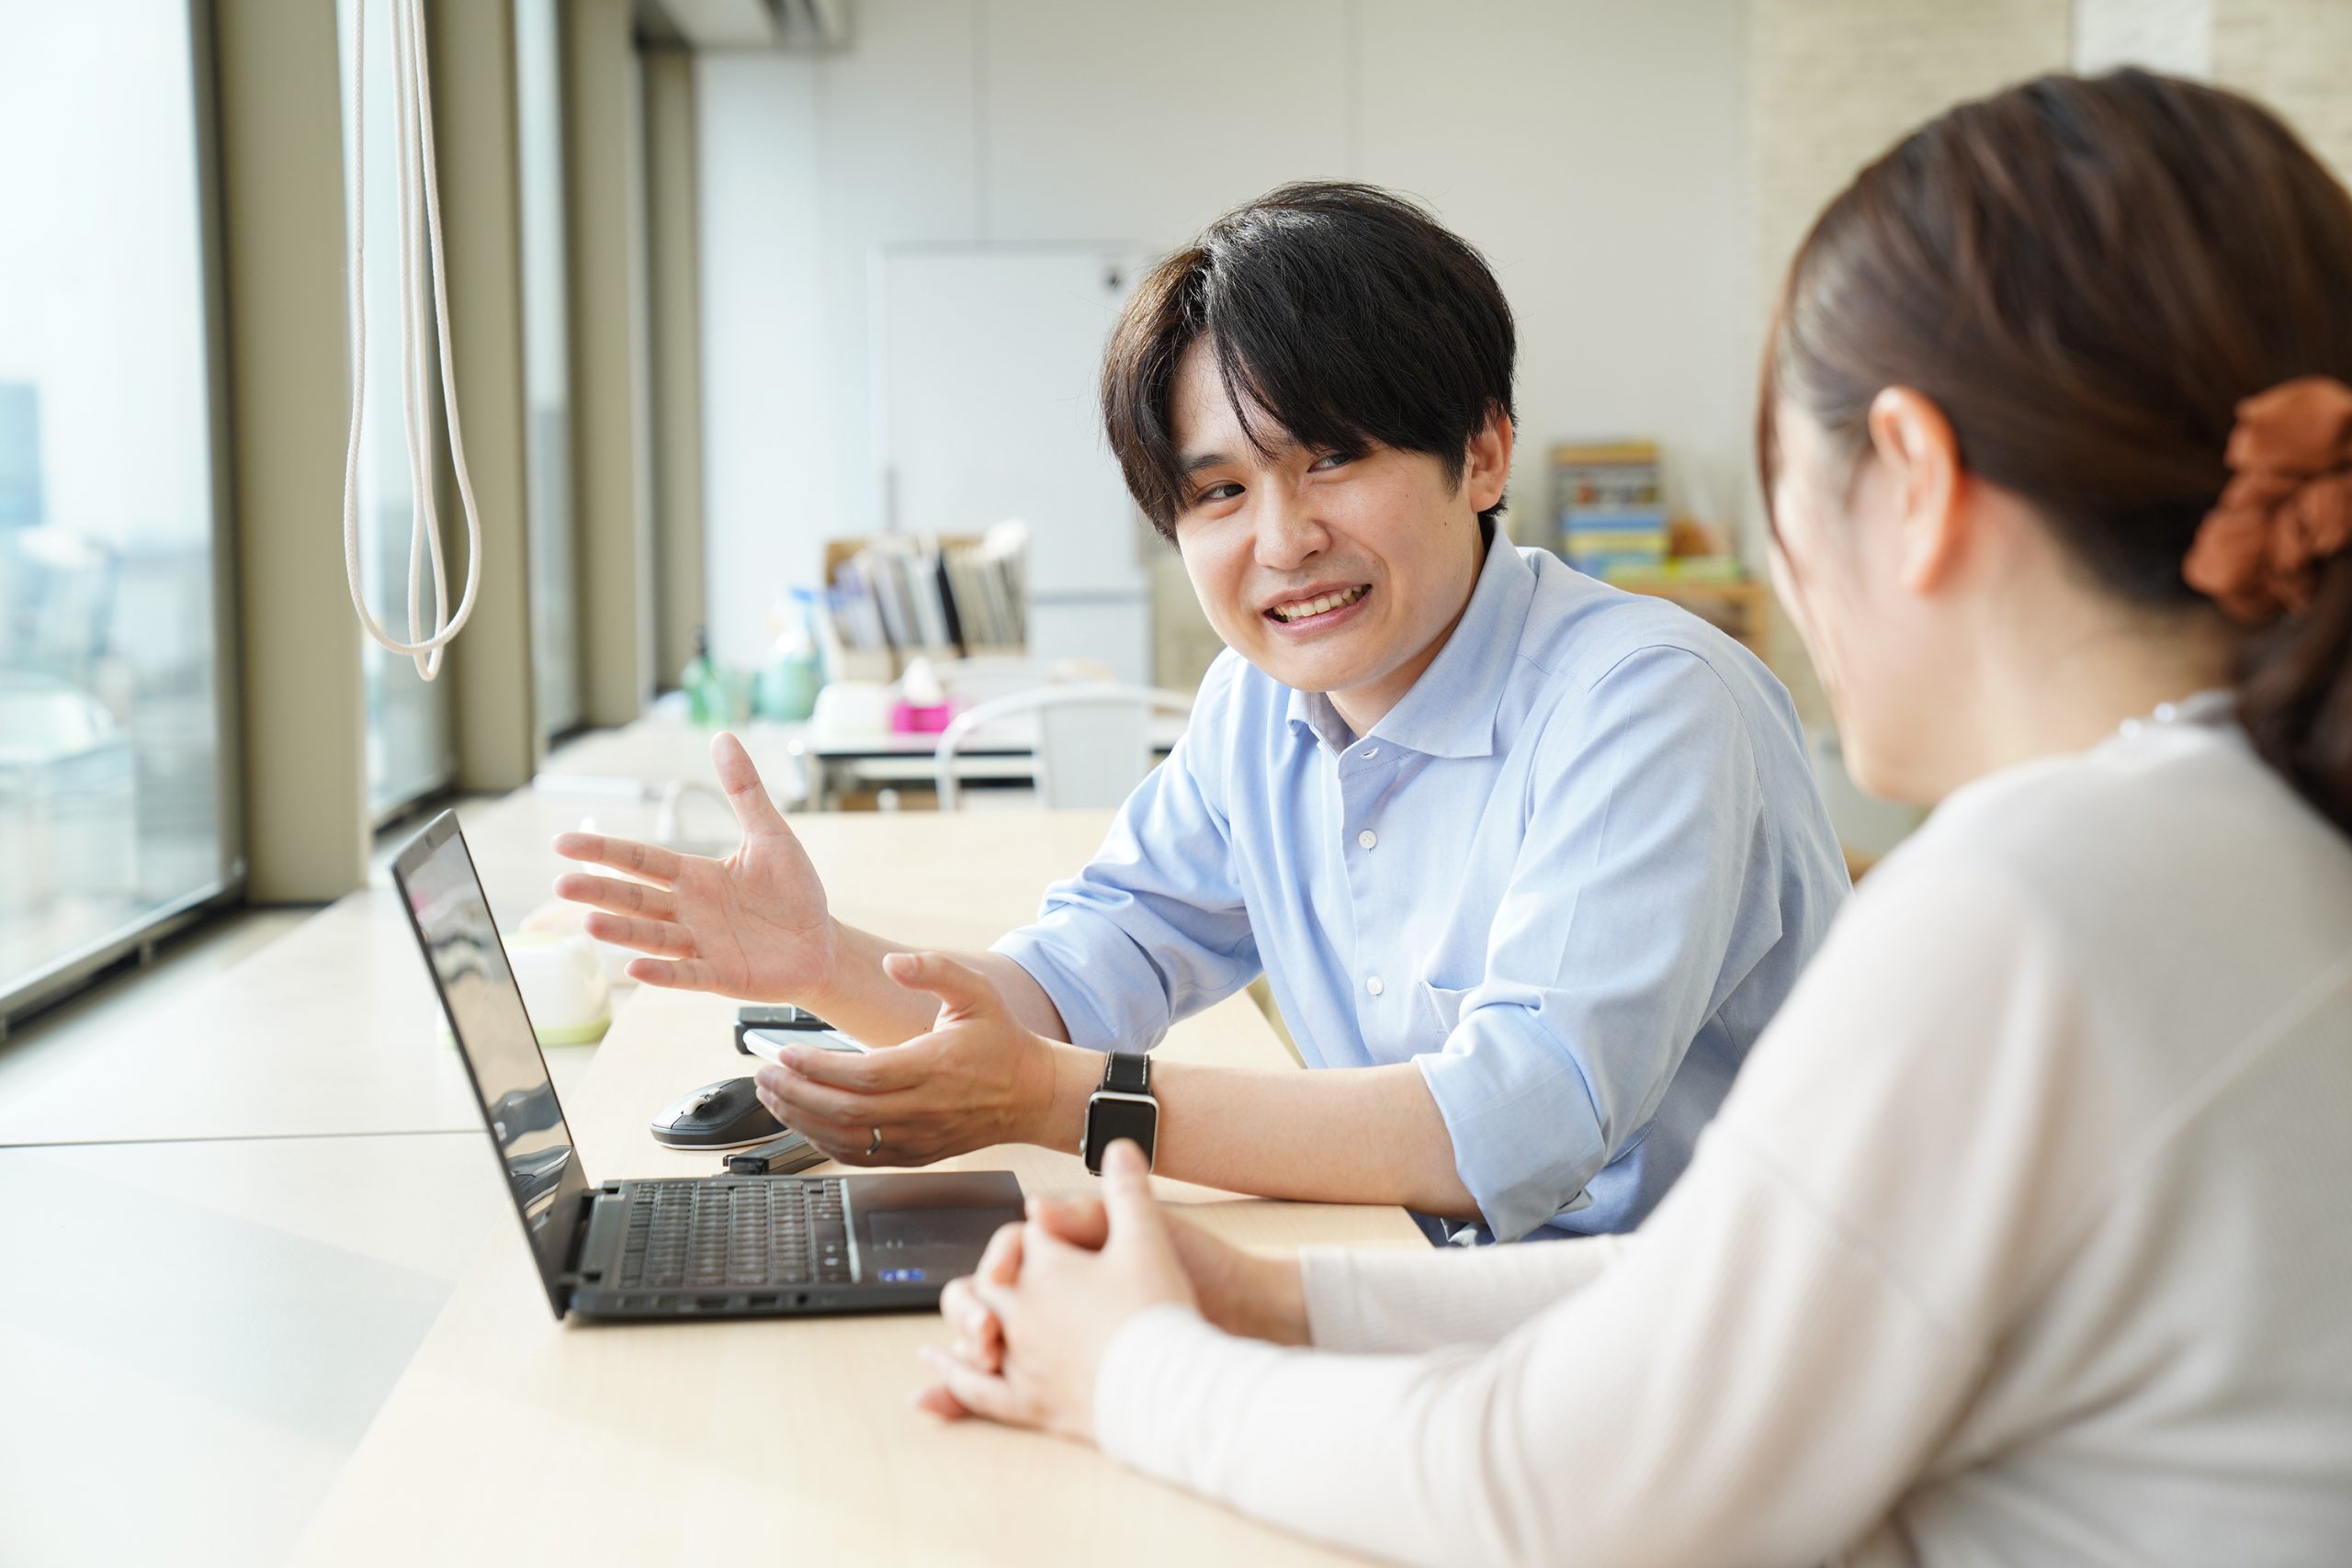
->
<box><xmin>0</xmin><ymin>3</ymin><xmax>235</xmax><ymax>1011</ymax></box>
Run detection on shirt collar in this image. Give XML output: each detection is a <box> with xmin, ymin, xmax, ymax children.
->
<box><xmin>1283</xmin><ymin>536</ymin><xmax>1537</xmax><ymax>760</ymax></box>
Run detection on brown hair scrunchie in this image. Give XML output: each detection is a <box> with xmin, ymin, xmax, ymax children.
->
<box><xmin>2184</xmin><ymin>375</ymin><xmax>2352</xmax><ymax>623</ymax></box>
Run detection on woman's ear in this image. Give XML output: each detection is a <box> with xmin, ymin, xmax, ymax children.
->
<box><xmin>1866</xmin><ymin>387</ymin><xmax>1967</xmax><ymax>594</ymax></box>
<box><xmin>1462</xmin><ymin>405</ymin><xmax>1515</xmax><ymax>515</ymax></box>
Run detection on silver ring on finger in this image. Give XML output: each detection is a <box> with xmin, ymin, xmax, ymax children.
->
<box><xmin>867</xmin><ymin>1125</ymin><xmax>883</xmax><ymax>1159</ymax></box>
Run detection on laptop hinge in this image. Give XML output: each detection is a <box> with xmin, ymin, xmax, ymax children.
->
<box><xmin>563</xmin><ymin>1190</ymin><xmax>631</xmax><ymax>1290</ymax></box>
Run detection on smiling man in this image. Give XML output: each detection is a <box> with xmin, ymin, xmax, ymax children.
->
<box><xmin>557</xmin><ymin>182</ymin><xmax>1848</xmax><ymax>1242</ymax></box>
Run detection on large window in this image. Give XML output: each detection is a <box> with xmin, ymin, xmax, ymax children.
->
<box><xmin>515</xmin><ymin>0</ymin><xmax>580</xmax><ymax>739</ymax></box>
<box><xmin>337</xmin><ymin>0</ymin><xmax>458</xmax><ymax>817</ymax></box>
<box><xmin>0</xmin><ymin>2</ymin><xmax>239</xmax><ymax>1018</ymax></box>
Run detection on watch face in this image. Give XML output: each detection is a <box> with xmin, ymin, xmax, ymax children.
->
<box><xmin>1084</xmin><ymin>1093</ymin><xmax>1158</xmax><ymax>1168</ymax></box>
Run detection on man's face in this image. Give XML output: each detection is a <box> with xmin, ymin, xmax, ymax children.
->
<box><xmin>1166</xmin><ymin>340</ymin><xmax>1509</xmax><ymax>726</ymax></box>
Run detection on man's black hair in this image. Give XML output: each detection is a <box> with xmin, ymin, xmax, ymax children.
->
<box><xmin>1102</xmin><ymin>181</ymin><xmax>1517</xmax><ymax>539</ymax></box>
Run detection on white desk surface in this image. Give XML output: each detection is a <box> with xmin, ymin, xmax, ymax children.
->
<box><xmin>291</xmin><ymin>821</ymin><xmax>1419</xmax><ymax>1567</ymax></box>
<box><xmin>5</xmin><ymin>719</ymin><xmax>1411</xmax><ymax>1568</ymax></box>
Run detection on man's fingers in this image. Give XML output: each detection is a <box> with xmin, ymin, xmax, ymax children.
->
<box><xmin>582</xmin><ymin>910</ymin><xmax>695</xmax><ymax>958</ymax></box>
<box><xmin>752</xmin><ymin>1065</ymin><xmax>907</xmax><ymax>1131</ymax></box>
<box><xmin>622</xmin><ymin>955</ymin><xmax>720</xmax><ymax>992</ymax></box>
<box><xmin>553</xmin><ymin>872</ymin><xmax>678</xmax><ymax>923</ymax></box>
<box><xmin>774</xmin><ymin>1039</ymin><xmax>926</xmax><ymax>1093</ymax></box>
<box><xmin>551</xmin><ymin>831</ymin><xmax>684</xmax><ymax>886</ymax></box>
<box><xmin>747</xmin><ymin>1079</ymin><xmax>864</xmax><ymax>1158</ymax></box>
<box><xmin>711</xmin><ymin>732</ymin><xmax>792</xmax><ymax>839</ymax></box>
<box><xmin>882</xmin><ymin>951</ymin><xmax>1001</xmax><ymax>1021</ymax></box>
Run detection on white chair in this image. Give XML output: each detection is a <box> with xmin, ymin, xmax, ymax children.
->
<box><xmin>933</xmin><ymin>683</ymin><xmax>1193</xmax><ymax>810</ymax></box>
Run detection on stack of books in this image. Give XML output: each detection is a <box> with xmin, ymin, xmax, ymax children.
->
<box><xmin>828</xmin><ymin>528</ymin><xmax>1028</xmax><ymax>663</ymax></box>
<box><xmin>1552</xmin><ymin>440</ymin><xmax>1667</xmax><ymax>578</ymax></box>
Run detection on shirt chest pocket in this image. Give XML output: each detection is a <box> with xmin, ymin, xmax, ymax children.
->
<box><xmin>1411</xmin><ymin>980</ymin><xmax>1476</xmax><ymax>1044</ymax></box>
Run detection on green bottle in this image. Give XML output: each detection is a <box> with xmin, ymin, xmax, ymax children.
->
<box><xmin>682</xmin><ymin>626</ymin><xmax>721</xmax><ymax>728</ymax></box>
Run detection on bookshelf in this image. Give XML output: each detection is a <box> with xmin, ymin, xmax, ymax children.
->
<box><xmin>822</xmin><ymin>531</ymin><xmax>1026</xmax><ymax>681</ymax></box>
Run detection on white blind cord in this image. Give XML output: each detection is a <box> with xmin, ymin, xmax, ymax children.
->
<box><xmin>340</xmin><ymin>0</ymin><xmax>484</xmax><ymax>679</ymax></box>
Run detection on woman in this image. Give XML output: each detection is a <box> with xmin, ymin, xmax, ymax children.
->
<box><xmin>913</xmin><ymin>70</ymin><xmax>2352</xmax><ymax>1566</ymax></box>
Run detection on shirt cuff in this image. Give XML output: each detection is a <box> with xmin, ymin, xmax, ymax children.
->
<box><xmin>991</xmin><ymin>908</ymin><xmax>1172</xmax><ymax>1054</ymax></box>
<box><xmin>1416</xmin><ymin>1013</ymin><xmax>1612</xmax><ymax>1242</ymax></box>
<box><xmin>1091</xmin><ymin>1302</ymin><xmax>1220</xmax><ymax>1469</ymax></box>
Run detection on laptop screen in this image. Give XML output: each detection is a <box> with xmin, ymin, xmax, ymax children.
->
<box><xmin>392</xmin><ymin>813</ymin><xmax>592</xmax><ymax>1314</ymax></box>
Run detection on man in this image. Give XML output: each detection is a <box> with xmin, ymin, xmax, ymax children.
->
<box><xmin>557</xmin><ymin>182</ymin><xmax>1846</xmax><ymax>1242</ymax></box>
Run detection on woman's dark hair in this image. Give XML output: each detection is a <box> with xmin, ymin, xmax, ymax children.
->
<box><xmin>1102</xmin><ymin>180</ymin><xmax>1516</xmax><ymax>539</ymax></box>
<box><xmin>1762</xmin><ymin>68</ymin><xmax>2352</xmax><ymax>838</ymax></box>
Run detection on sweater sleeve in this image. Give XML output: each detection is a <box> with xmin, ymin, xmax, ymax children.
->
<box><xmin>1298</xmin><ymin>1236</ymin><xmax>1625</xmax><ymax>1354</ymax></box>
<box><xmin>1096</xmin><ymin>1138</ymin><xmax>1975</xmax><ymax>1568</ymax></box>
<box><xmin>1092</xmin><ymin>854</ymin><xmax>2084</xmax><ymax>1568</ymax></box>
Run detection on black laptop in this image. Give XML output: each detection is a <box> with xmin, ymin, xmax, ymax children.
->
<box><xmin>390</xmin><ymin>810</ymin><xmax>1025</xmax><ymax>1322</ymax></box>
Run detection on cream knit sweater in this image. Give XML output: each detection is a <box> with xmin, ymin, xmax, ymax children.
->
<box><xmin>1093</xmin><ymin>716</ymin><xmax>2352</xmax><ymax>1567</ymax></box>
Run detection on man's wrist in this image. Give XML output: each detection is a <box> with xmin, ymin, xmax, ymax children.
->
<box><xmin>786</xmin><ymin>919</ymin><xmax>854</xmax><ymax>1016</ymax></box>
<box><xmin>1032</xmin><ymin>1042</ymin><xmax>1102</xmax><ymax>1150</ymax></box>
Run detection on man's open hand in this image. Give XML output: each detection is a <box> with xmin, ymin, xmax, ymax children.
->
<box><xmin>552</xmin><ymin>732</ymin><xmax>839</xmax><ymax>1002</ymax></box>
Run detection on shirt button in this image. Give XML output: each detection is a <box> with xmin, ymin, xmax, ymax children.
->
<box><xmin>1360</xmin><ymin>747</ymin><xmax>1377</xmax><ymax>760</ymax></box>
<box><xmin>1365</xmin><ymin>976</ymin><xmax>1385</xmax><ymax>996</ymax></box>
<box><xmin>1357</xmin><ymin>829</ymin><xmax>1377</xmax><ymax>850</ymax></box>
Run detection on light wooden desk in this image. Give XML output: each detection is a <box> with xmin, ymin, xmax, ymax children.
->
<box><xmin>293</xmin><ymin>811</ymin><xmax>1421</xmax><ymax>1567</ymax></box>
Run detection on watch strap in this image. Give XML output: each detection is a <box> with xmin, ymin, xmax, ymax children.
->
<box><xmin>1101</xmin><ymin>1051</ymin><xmax>1151</xmax><ymax>1096</ymax></box>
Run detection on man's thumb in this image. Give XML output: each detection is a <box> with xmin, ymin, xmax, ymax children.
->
<box><xmin>712</xmin><ymin>731</ymin><xmax>791</xmax><ymax>838</ymax></box>
<box><xmin>883</xmin><ymin>951</ymin><xmax>998</xmax><ymax>1019</ymax></box>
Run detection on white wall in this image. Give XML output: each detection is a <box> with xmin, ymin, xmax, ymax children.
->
<box><xmin>695</xmin><ymin>0</ymin><xmax>1749</xmax><ymax>669</ymax></box>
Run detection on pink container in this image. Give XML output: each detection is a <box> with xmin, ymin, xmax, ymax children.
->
<box><xmin>889</xmin><ymin>699</ymin><xmax>956</xmax><ymax>734</ymax></box>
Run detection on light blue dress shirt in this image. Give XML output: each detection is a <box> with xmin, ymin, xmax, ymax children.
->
<box><xmin>994</xmin><ymin>541</ymin><xmax>1849</xmax><ymax>1240</ymax></box>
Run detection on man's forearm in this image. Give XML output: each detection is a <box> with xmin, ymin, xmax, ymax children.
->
<box><xmin>1036</xmin><ymin>1046</ymin><xmax>1482</xmax><ymax>1219</ymax></box>
<box><xmin>802</xmin><ymin>924</ymin><xmax>1072</xmax><ymax>1046</ymax></box>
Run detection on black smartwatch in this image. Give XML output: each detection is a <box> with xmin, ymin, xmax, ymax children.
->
<box><xmin>1081</xmin><ymin>1052</ymin><xmax>1159</xmax><ymax>1175</ymax></box>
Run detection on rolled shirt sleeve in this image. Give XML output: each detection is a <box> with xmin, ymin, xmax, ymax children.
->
<box><xmin>1417</xmin><ymin>647</ymin><xmax>1778</xmax><ymax>1240</ymax></box>
<box><xmin>991</xmin><ymin>670</ymin><xmax>1260</xmax><ymax>1053</ymax></box>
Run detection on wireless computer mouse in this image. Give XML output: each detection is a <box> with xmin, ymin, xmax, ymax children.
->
<box><xmin>649</xmin><ymin>1076</ymin><xmax>785</xmax><ymax>1150</ymax></box>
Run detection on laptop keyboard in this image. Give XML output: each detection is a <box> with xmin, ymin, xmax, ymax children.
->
<box><xmin>617</xmin><ymin>1178</ymin><xmax>852</xmax><ymax>1290</ymax></box>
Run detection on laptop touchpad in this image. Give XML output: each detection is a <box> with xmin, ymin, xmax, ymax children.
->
<box><xmin>865</xmin><ymin>1207</ymin><xmax>1005</xmax><ymax>1256</ymax></box>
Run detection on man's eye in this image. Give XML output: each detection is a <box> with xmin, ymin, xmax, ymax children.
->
<box><xmin>1309</xmin><ymin>451</ymin><xmax>1356</xmax><ymax>472</ymax></box>
<box><xmin>1195</xmin><ymin>481</ymin><xmax>1244</xmax><ymax>504</ymax></box>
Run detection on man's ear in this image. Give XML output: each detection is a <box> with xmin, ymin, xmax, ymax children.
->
<box><xmin>1865</xmin><ymin>387</ymin><xmax>1965</xmax><ymax>594</ymax></box>
<box><xmin>1462</xmin><ymin>405</ymin><xmax>1515</xmax><ymax>515</ymax></box>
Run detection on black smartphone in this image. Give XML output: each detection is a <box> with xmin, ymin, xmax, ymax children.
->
<box><xmin>732</xmin><ymin>1003</ymin><xmax>837</xmax><ymax>1054</ymax></box>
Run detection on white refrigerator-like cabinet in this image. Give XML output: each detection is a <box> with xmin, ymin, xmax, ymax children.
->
<box><xmin>872</xmin><ymin>245</ymin><xmax>1156</xmax><ymax>685</ymax></box>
